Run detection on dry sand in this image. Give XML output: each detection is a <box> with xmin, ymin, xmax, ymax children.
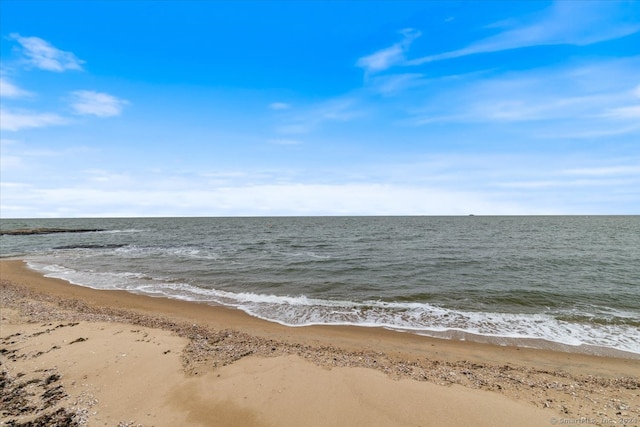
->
<box><xmin>1</xmin><ymin>260</ymin><xmax>638</xmax><ymax>427</ymax></box>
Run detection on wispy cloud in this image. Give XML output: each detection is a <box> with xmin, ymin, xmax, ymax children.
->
<box><xmin>0</xmin><ymin>182</ymin><xmax>533</xmax><ymax>217</ymax></box>
<box><xmin>0</xmin><ymin>139</ymin><xmax>23</xmax><ymax>170</ymax></box>
<box><xmin>407</xmin><ymin>58</ymin><xmax>640</xmax><ymax>131</ymax></box>
<box><xmin>563</xmin><ymin>165</ymin><xmax>640</xmax><ymax>177</ymax></box>
<box><xmin>355</xmin><ymin>3</ymin><xmax>638</xmax><ymax>74</ymax></box>
<box><xmin>2</xmin><ymin>37</ymin><xmax>127</xmax><ymax>128</ymax></box>
<box><xmin>69</xmin><ymin>90</ymin><xmax>129</xmax><ymax>117</ymax></box>
<box><xmin>0</xmin><ymin>77</ymin><xmax>32</xmax><ymax>98</ymax></box>
<box><xmin>497</xmin><ymin>178</ymin><xmax>640</xmax><ymax>191</ymax></box>
<box><xmin>0</xmin><ymin>138</ymin><xmax>66</xmax><ymax>171</ymax></box>
<box><xmin>2</xmin><ymin>149</ymin><xmax>637</xmax><ymax>216</ymax></box>
<box><xmin>276</xmin><ymin>97</ymin><xmax>362</xmax><ymax>134</ymax></box>
<box><xmin>368</xmin><ymin>73</ymin><xmax>426</xmax><ymax>96</ymax></box>
<box><xmin>0</xmin><ymin>108</ymin><xmax>68</xmax><ymax>131</ymax></box>
<box><xmin>408</xmin><ymin>1</ymin><xmax>640</xmax><ymax>66</ymax></box>
<box><xmin>603</xmin><ymin>105</ymin><xmax>640</xmax><ymax>120</ymax></box>
<box><xmin>536</xmin><ymin>124</ymin><xmax>640</xmax><ymax>140</ymax></box>
<box><xmin>269</xmin><ymin>102</ymin><xmax>291</xmax><ymax>110</ymax></box>
<box><xmin>0</xmin><ymin>90</ymin><xmax>128</xmax><ymax>131</ymax></box>
<box><xmin>356</xmin><ymin>28</ymin><xmax>421</xmax><ymax>74</ymax></box>
<box><xmin>10</xmin><ymin>33</ymin><xmax>84</xmax><ymax>72</ymax></box>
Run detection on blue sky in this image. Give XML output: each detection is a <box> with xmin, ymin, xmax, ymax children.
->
<box><xmin>1</xmin><ymin>0</ymin><xmax>639</xmax><ymax>217</ymax></box>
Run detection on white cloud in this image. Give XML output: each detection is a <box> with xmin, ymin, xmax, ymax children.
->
<box><xmin>0</xmin><ymin>77</ymin><xmax>32</xmax><ymax>98</ymax></box>
<box><xmin>356</xmin><ymin>28</ymin><xmax>421</xmax><ymax>74</ymax></box>
<box><xmin>499</xmin><ymin>179</ymin><xmax>632</xmax><ymax>189</ymax></box>
<box><xmin>408</xmin><ymin>2</ymin><xmax>640</xmax><ymax>66</ymax></box>
<box><xmin>563</xmin><ymin>165</ymin><xmax>640</xmax><ymax>177</ymax></box>
<box><xmin>478</xmin><ymin>95</ymin><xmax>604</xmax><ymax>122</ymax></box>
<box><xmin>70</xmin><ymin>90</ymin><xmax>128</xmax><ymax>117</ymax></box>
<box><xmin>536</xmin><ymin>124</ymin><xmax>640</xmax><ymax>139</ymax></box>
<box><xmin>0</xmin><ymin>183</ymin><xmax>533</xmax><ymax>217</ymax></box>
<box><xmin>10</xmin><ymin>33</ymin><xmax>84</xmax><ymax>72</ymax></box>
<box><xmin>269</xmin><ymin>102</ymin><xmax>291</xmax><ymax>110</ymax></box>
<box><xmin>82</xmin><ymin>169</ymin><xmax>133</xmax><ymax>184</ymax></box>
<box><xmin>357</xmin><ymin>44</ymin><xmax>404</xmax><ymax>73</ymax></box>
<box><xmin>374</xmin><ymin>4</ymin><xmax>630</xmax><ymax>71</ymax></box>
<box><xmin>3</xmin><ymin>151</ymin><xmax>638</xmax><ymax>217</ymax></box>
<box><xmin>603</xmin><ymin>105</ymin><xmax>640</xmax><ymax>120</ymax></box>
<box><xmin>0</xmin><ymin>108</ymin><xmax>68</xmax><ymax>131</ymax></box>
<box><xmin>406</xmin><ymin>58</ymin><xmax>640</xmax><ymax>130</ymax></box>
<box><xmin>413</xmin><ymin>88</ymin><xmax>601</xmax><ymax>125</ymax></box>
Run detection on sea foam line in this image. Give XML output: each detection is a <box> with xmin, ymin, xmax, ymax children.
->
<box><xmin>26</xmin><ymin>260</ymin><xmax>640</xmax><ymax>356</ymax></box>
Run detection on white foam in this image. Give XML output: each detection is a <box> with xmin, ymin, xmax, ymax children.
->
<box><xmin>24</xmin><ymin>259</ymin><xmax>640</xmax><ymax>356</ymax></box>
<box><xmin>28</xmin><ymin>261</ymin><xmax>151</xmax><ymax>291</ymax></box>
<box><xmin>113</xmin><ymin>245</ymin><xmax>220</xmax><ymax>260</ymax></box>
<box><xmin>276</xmin><ymin>250</ymin><xmax>332</xmax><ymax>260</ymax></box>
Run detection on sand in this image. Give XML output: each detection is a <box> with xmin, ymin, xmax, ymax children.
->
<box><xmin>1</xmin><ymin>260</ymin><xmax>639</xmax><ymax>427</ymax></box>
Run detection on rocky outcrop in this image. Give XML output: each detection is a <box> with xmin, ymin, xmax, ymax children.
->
<box><xmin>1</xmin><ymin>228</ymin><xmax>105</xmax><ymax>236</ymax></box>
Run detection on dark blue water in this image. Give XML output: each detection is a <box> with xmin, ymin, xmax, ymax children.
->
<box><xmin>2</xmin><ymin>216</ymin><xmax>638</xmax><ymax>356</ymax></box>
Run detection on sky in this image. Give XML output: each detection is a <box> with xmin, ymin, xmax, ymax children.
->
<box><xmin>1</xmin><ymin>0</ymin><xmax>639</xmax><ymax>217</ymax></box>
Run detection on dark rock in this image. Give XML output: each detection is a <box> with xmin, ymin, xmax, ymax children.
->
<box><xmin>1</xmin><ymin>228</ymin><xmax>105</xmax><ymax>236</ymax></box>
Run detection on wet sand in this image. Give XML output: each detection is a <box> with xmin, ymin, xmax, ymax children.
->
<box><xmin>1</xmin><ymin>260</ymin><xmax>638</xmax><ymax>426</ymax></box>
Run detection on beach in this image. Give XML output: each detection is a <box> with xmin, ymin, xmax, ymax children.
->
<box><xmin>1</xmin><ymin>259</ymin><xmax>639</xmax><ymax>426</ymax></box>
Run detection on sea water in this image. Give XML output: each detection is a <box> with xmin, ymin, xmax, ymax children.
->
<box><xmin>1</xmin><ymin>216</ymin><xmax>638</xmax><ymax>357</ymax></box>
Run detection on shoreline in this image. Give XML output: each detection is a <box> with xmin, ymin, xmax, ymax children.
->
<box><xmin>2</xmin><ymin>259</ymin><xmax>639</xmax><ymax>426</ymax></box>
<box><xmin>16</xmin><ymin>257</ymin><xmax>640</xmax><ymax>361</ymax></box>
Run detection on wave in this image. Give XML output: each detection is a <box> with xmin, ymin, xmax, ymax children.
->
<box><xmin>106</xmin><ymin>244</ymin><xmax>333</xmax><ymax>262</ymax></box>
<box><xmin>112</xmin><ymin>245</ymin><xmax>220</xmax><ymax>260</ymax></box>
<box><xmin>26</xmin><ymin>260</ymin><xmax>640</xmax><ymax>356</ymax></box>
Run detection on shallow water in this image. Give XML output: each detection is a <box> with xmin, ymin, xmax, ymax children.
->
<box><xmin>2</xmin><ymin>216</ymin><xmax>638</xmax><ymax>355</ymax></box>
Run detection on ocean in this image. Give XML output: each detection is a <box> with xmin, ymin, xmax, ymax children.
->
<box><xmin>1</xmin><ymin>216</ymin><xmax>638</xmax><ymax>357</ymax></box>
